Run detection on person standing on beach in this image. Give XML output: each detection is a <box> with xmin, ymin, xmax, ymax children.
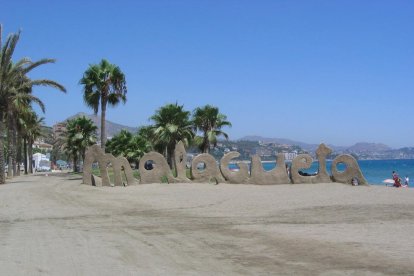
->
<box><xmin>392</xmin><ymin>171</ymin><xmax>402</xmax><ymax>187</ymax></box>
<box><xmin>404</xmin><ymin>176</ymin><xmax>409</xmax><ymax>187</ymax></box>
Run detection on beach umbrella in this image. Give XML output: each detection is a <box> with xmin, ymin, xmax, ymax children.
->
<box><xmin>383</xmin><ymin>179</ymin><xmax>394</xmax><ymax>184</ymax></box>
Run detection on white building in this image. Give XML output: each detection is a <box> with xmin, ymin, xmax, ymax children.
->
<box><xmin>284</xmin><ymin>151</ymin><xmax>298</xmax><ymax>161</ymax></box>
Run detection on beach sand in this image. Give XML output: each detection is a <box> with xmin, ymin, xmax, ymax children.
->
<box><xmin>1</xmin><ymin>173</ymin><xmax>413</xmax><ymax>275</ymax></box>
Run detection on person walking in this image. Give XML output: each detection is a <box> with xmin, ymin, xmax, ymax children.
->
<box><xmin>404</xmin><ymin>176</ymin><xmax>409</xmax><ymax>187</ymax></box>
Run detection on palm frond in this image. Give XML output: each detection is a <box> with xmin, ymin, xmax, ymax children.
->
<box><xmin>30</xmin><ymin>79</ymin><xmax>66</xmax><ymax>92</ymax></box>
<box><xmin>22</xmin><ymin>58</ymin><xmax>56</xmax><ymax>74</ymax></box>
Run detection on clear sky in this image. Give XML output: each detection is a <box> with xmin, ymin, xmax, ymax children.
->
<box><xmin>2</xmin><ymin>0</ymin><xmax>413</xmax><ymax>148</ymax></box>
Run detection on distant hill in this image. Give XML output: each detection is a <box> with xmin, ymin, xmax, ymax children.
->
<box><xmin>64</xmin><ymin>112</ymin><xmax>138</xmax><ymax>138</ymax></box>
<box><xmin>239</xmin><ymin>135</ymin><xmax>323</xmax><ymax>151</ymax></box>
<box><xmin>238</xmin><ymin>135</ymin><xmax>389</xmax><ymax>153</ymax></box>
<box><xmin>347</xmin><ymin>142</ymin><xmax>391</xmax><ymax>153</ymax></box>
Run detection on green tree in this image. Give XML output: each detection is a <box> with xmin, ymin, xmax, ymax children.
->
<box><xmin>150</xmin><ymin>103</ymin><xmax>194</xmax><ymax>170</ymax></box>
<box><xmin>6</xmin><ymin>64</ymin><xmax>65</xmax><ymax>177</ymax></box>
<box><xmin>105</xmin><ymin>129</ymin><xmax>151</xmax><ymax>168</ymax></box>
<box><xmin>64</xmin><ymin>116</ymin><xmax>97</xmax><ymax>171</ymax></box>
<box><xmin>192</xmin><ymin>105</ymin><xmax>232</xmax><ymax>153</ymax></box>
<box><xmin>18</xmin><ymin>110</ymin><xmax>36</xmax><ymax>174</ymax></box>
<box><xmin>137</xmin><ymin>125</ymin><xmax>157</xmax><ymax>151</ymax></box>
<box><xmin>64</xmin><ymin>137</ymin><xmax>80</xmax><ymax>173</ymax></box>
<box><xmin>0</xmin><ymin>25</ymin><xmax>20</xmax><ymax>183</ymax></box>
<box><xmin>106</xmin><ymin>129</ymin><xmax>133</xmax><ymax>157</ymax></box>
<box><xmin>127</xmin><ymin>134</ymin><xmax>151</xmax><ymax>168</ymax></box>
<box><xmin>0</xmin><ymin>25</ymin><xmax>65</xmax><ymax>181</ymax></box>
<box><xmin>80</xmin><ymin>59</ymin><xmax>127</xmax><ymax>150</ymax></box>
<box><xmin>24</xmin><ymin>113</ymin><xmax>45</xmax><ymax>174</ymax></box>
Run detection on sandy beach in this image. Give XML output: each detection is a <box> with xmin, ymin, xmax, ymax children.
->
<box><xmin>1</xmin><ymin>173</ymin><xmax>413</xmax><ymax>275</ymax></box>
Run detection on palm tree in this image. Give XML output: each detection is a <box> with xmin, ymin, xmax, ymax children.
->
<box><xmin>127</xmin><ymin>134</ymin><xmax>152</xmax><ymax>168</ymax></box>
<box><xmin>65</xmin><ymin>116</ymin><xmax>97</xmax><ymax>171</ymax></box>
<box><xmin>106</xmin><ymin>129</ymin><xmax>151</xmax><ymax>168</ymax></box>
<box><xmin>5</xmin><ymin>60</ymin><xmax>65</xmax><ymax>178</ymax></box>
<box><xmin>6</xmin><ymin>74</ymin><xmax>41</xmax><ymax>176</ymax></box>
<box><xmin>64</xmin><ymin>137</ymin><xmax>80</xmax><ymax>173</ymax></box>
<box><xmin>150</xmin><ymin>103</ymin><xmax>194</xmax><ymax>170</ymax></box>
<box><xmin>105</xmin><ymin>129</ymin><xmax>133</xmax><ymax>157</ymax></box>
<box><xmin>192</xmin><ymin>105</ymin><xmax>232</xmax><ymax>153</ymax></box>
<box><xmin>137</xmin><ymin>125</ymin><xmax>155</xmax><ymax>142</ymax></box>
<box><xmin>24</xmin><ymin>113</ymin><xmax>45</xmax><ymax>174</ymax></box>
<box><xmin>137</xmin><ymin>125</ymin><xmax>156</xmax><ymax>151</ymax></box>
<box><xmin>80</xmin><ymin>59</ymin><xmax>127</xmax><ymax>150</ymax></box>
<box><xmin>0</xmin><ymin>25</ymin><xmax>20</xmax><ymax>183</ymax></box>
<box><xmin>0</xmin><ymin>25</ymin><xmax>66</xmax><ymax>181</ymax></box>
<box><xmin>15</xmin><ymin>103</ymin><xmax>42</xmax><ymax>175</ymax></box>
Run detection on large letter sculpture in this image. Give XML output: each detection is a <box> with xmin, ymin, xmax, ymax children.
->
<box><xmin>174</xmin><ymin>141</ymin><xmax>192</xmax><ymax>183</ymax></box>
<box><xmin>139</xmin><ymin>152</ymin><xmax>175</xmax><ymax>184</ymax></box>
<box><xmin>220</xmin><ymin>152</ymin><xmax>250</xmax><ymax>184</ymax></box>
<box><xmin>84</xmin><ymin>142</ymin><xmax>369</xmax><ymax>187</ymax></box>
<box><xmin>191</xmin><ymin>153</ymin><xmax>225</xmax><ymax>183</ymax></box>
<box><xmin>331</xmin><ymin>154</ymin><xmax>368</xmax><ymax>185</ymax></box>
<box><xmin>249</xmin><ymin>154</ymin><xmax>290</xmax><ymax>184</ymax></box>
<box><xmin>291</xmin><ymin>143</ymin><xmax>333</xmax><ymax>184</ymax></box>
<box><xmin>83</xmin><ymin>145</ymin><xmax>136</xmax><ymax>186</ymax></box>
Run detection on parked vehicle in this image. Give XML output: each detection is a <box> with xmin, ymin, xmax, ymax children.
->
<box><xmin>36</xmin><ymin>160</ymin><xmax>51</xmax><ymax>172</ymax></box>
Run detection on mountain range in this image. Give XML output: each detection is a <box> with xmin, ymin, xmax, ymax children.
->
<box><xmin>60</xmin><ymin>114</ymin><xmax>401</xmax><ymax>155</ymax></box>
<box><xmin>239</xmin><ymin>135</ymin><xmax>393</xmax><ymax>153</ymax></box>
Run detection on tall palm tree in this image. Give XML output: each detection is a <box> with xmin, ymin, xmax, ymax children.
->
<box><xmin>13</xmin><ymin>96</ymin><xmax>43</xmax><ymax>176</ymax></box>
<box><xmin>80</xmin><ymin>59</ymin><xmax>127</xmax><ymax>150</ymax></box>
<box><xmin>192</xmin><ymin>105</ymin><xmax>232</xmax><ymax>153</ymax></box>
<box><xmin>6</xmin><ymin>74</ymin><xmax>41</xmax><ymax>176</ymax></box>
<box><xmin>0</xmin><ymin>25</ymin><xmax>65</xmax><ymax>181</ymax></box>
<box><xmin>24</xmin><ymin>113</ymin><xmax>45</xmax><ymax>174</ymax></box>
<box><xmin>5</xmin><ymin>60</ymin><xmax>65</xmax><ymax>178</ymax></box>
<box><xmin>0</xmin><ymin>25</ymin><xmax>20</xmax><ymax>183</ymax></box>
<box><xmin>150</xmin><ymin>103</ymin><xmax>194</xmax><ymax>170</ymax></box>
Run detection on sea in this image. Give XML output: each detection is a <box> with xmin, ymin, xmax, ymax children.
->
<box><xmin>229</xmin><ymin>159</ymin><xmax>414</xmax><ymax>186</ymax></box>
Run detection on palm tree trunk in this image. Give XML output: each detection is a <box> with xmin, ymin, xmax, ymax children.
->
<box><xmin>28</xmin><ymin>138</ymin><xmax>33</xmax><ymax>174</ymax></box>
<box><xmin>0</xmin><ymin>112</ymin><xmax>6</xmax><ymax>184</ymax></box>
<box><xmin>100</xmin><ymin>98</ymin><xmax>107</xmax><ymax>150</ymax></box>
<box><xmin>73</xmin><ymin>154</ymin><xmax>78</xmax><ymax>173</ymax></box>
<box><xmin>16</xmin><ymin>130</ymin><xmax>21</xmax><ymax>176</ymax></box>
<box><xmin>12</xmin><ymin>119</ymin><xmax>17</xmax><ymax>176</ymax></box>
<box><xmin>204</xmin><ymin>135</ymin><xmax>209</xmax><ymax>153</ymax></box>
<box><xmin>7</xmin><ymin>121</ymin><xmax>13</xmax><ymax>178</ymax></box>
<box><xmin>23</xmin><ymin>137</ymin><xmax>28</xmax><ymax>174</ymax></box>
<box><xmin>81</xmin><ymin>150</ymin><xmax>86</xmax><ymax>172</ymax></box>
<box><xmin>6</xmin><ymin>114</ymin><xmax>17</xmax><ymax>177</ymax></box>
<box><xmin>168</xmin><ymin>145</ymin><xmax>176</xmax><ymax>172</ymax></box>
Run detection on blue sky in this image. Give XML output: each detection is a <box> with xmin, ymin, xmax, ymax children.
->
<box><xmin>2</xmin><ymin>0</ymin><xmax>413</xmax><ymax>148</ymax></box>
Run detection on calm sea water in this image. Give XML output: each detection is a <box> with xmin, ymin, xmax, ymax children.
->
<box><xmin>230</xmin><ymin>159</ymin><xmax>414</xmax><ymax>186</ymax></box>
